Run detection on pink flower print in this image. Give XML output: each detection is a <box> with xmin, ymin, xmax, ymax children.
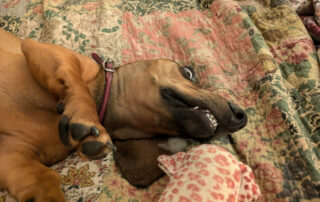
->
<box><xmin>214</xmin><ymin>154</ymin><xmax>230</xmax><ymax>167</ymax></box>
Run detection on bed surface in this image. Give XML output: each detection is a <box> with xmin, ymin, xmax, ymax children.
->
<box><xmin>1</xmin><ymin>0</ymin><xmax>320</xmax><ymax>201</ymax></box>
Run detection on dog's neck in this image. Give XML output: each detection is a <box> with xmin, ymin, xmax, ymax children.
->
<box><xmin>90</xmin><ymin>66</ymin><xmax>119</xmax><ymax>130</ymax></box>
<box><xmin>91</xmin><ymin>67</ymin><xmax>106</xmax><ymax>116</ymax></box>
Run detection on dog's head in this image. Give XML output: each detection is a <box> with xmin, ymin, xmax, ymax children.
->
<box><xmin>104</xmin><ymin>59</ymin><xmax>247</xmax><ymax>187</ymax></box>
<box><xmin>107</xmin><ymin>59</ymin><xmax>247</xmax><ymax>139</ymax></box>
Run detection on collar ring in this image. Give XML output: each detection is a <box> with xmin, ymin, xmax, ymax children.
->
<box><xmin>104</xmin><ymin>68</ymin><xmax>115</xmax><ymax>72</ymax></box>
<box><xmin>103</xmin><ymin>59</ymin><xmax>115</xmax><ymax>72</ymax></box>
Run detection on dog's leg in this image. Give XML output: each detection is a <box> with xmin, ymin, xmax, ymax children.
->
<box><xmin>0</xmin><ymin>150</ymin><xmax>64</xmax><ymax>202</ymax></box>
<box><xmin>21</xmin><ymin>39</ymin><xmax>114</xmax><ymax>159</ymax></box>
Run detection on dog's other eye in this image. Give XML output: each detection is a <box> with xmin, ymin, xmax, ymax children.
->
<box><xmin>181</xmin><ymin>66</ymin><xmax>197</xmax><ymax>82</ymax></box>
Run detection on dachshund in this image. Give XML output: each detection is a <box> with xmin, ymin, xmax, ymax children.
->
<box><xmin>0</xmin><ymin>29</ymin><xmax>247</xmax><ymax>201</ymax></box>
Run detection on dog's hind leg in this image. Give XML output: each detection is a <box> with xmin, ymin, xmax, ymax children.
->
<box><xmin>0</xmin><ymin>147</ymin><xmax>64</xmax><ymax>202</ymax></box>
<box><xmin>20</xmin><ymin>39</ymin><xmax>114</xmax><ymax>159</ymax></box>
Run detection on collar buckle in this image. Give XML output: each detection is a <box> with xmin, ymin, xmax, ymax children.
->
<box><xmin>103</xmin><ymin>59</ymin><xmax>115</xmax><ymax>73</ymax></box>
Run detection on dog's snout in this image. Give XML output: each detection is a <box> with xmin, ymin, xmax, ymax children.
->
<box><xmin>228</xmin><ymin>102</ymin><xmax>247</xmax><ymax>132</ymax></box>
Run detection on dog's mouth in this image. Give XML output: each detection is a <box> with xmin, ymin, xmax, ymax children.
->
<box><xmin>160</xmin><ymin>88</ymin><xmax>222</xmax><ymax>138</ymax></box>
<box><xmin>160</xmin><ymin>87</ymin><xmax>247</xmax><ymax>139</ymax></box>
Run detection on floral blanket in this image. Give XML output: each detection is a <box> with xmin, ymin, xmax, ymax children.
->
<box><xmin>1</xmin><ymin>0</ymin><xmax>320</xmax><ymax>201</ymax></box>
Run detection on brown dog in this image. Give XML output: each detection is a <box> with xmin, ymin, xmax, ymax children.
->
<box><xmin>0</xmin><ymin>29</ymin><xmax>247</xmax><ymax>201</ymax></box>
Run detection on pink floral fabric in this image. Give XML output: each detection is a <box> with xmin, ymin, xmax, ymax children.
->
<box><xmin>158</xmin><ymin>144</ymin><xmax>261</xmax><ymax>202</ymax></box>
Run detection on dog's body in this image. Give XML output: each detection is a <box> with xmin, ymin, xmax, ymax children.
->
<box><xmin>0</xmin><ymin>29</ymin><xmax>247</xmax><ymax>201</ymax></box>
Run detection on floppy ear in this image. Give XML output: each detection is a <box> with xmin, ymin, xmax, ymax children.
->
<box><xmin>112</xmin><ymin>128</ymin><xmax>171</xmax><ymax>187</ymax></box>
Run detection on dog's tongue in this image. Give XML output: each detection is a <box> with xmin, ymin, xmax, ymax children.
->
<box><xmin>91</xmin><ymin>53</ymin><xmax>103</xmax><ymax>65</ymax></box>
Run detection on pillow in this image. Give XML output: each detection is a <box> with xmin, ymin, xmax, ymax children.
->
<box><xmin>157</xmin><ymin>144</ymin><xmax>261</xmax><ymax>202</ymax></box>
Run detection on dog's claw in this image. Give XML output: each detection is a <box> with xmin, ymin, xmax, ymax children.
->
<box><xmin>106</xmin><ymin>141</ymin><xmax>116</xmax><ymax>152</ymax></box>
<box><xmin>91</xmin><ymin>126</ymin><xmax>100</xmax><ymax>137</ymax></box>
<box><xmin>58</xmin><ymin>115</ymin><xmax>70</xmax><ymax>146</ymax></box>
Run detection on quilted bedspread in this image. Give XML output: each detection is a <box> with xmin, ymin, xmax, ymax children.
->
<box><xmin>1</xmin><ymin>0</ymin><xmax>320</xmax><ymax>201</ymax></box>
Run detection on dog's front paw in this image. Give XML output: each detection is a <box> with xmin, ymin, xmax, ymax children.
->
<box><xmin>58</xmin><ymin>114</ymin><xmax>115</xmax><ymax>159</ymax></box>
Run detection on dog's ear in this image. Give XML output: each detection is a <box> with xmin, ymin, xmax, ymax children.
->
<box><xmin>112</xmin><ymin>128</ymin><xmax>171</xmax><ymax>187</ymax></box>
<box><xmin>114</xmin><ymin>139</ymin><xmax>170</xmax><ymax>187</ymax></box>
<box><xmin>21</xmin><ymin>39</ymin><xmax>99</xmax><ymax>96</ymax></box>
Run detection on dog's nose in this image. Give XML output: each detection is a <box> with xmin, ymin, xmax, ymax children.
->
<box><xmin>228</xmin><ymin>102</ymin><xmax>247</xmax><ymax>132</ymax></box>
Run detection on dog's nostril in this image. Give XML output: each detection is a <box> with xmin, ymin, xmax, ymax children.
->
<box><xmin>234</xmin><ymin>111</ymin><xmax>245</xmax><ymax>120</ymax></box>
<box><xmin>229</xmin><ymin>102</ymin><xmax>245</xmax><ymax>119</ymax></box>
<box><xmin>228</xmin><ymin>102</ymin><xmax>247</xmax><ymax>131</ymax></box>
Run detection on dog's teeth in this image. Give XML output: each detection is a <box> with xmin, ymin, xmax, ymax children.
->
<box><xmin>200</xmin><ymin>107</ymin><xmax>219</xmax><ymax>128</ymax></box>
<box><xmin>203</xmin><ymin>110</ymin><xmax>218</xmax><ymax>129</ymax></box>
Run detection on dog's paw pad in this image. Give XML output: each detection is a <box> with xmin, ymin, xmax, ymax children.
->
<box><xmin>70</xmin><ymin>123</ymin><xmax>91</xmax><ymax>141</ymax></box>
<box><xmin>56</xmin><ymin>102</ymin><xmax>65</xmax><ymax>114</ymax></box>
<box><xmin>58</xmin><ymin>115</ymin><xmax>70</xmax><ymax>146</ymax></box>
<box><xmin>79</xmin><ymin>140</ymin><xmax>116</xmax><ymax>160</ymax></box>
<box><xmin>25</xmin><ymin>198</ymin><xmax>35</xmax><ymax>202</ymax></box>
<box><xmin>81</xmin><ymin>141</ymin><xmax>105</xmax><ymax>156</ymax></box>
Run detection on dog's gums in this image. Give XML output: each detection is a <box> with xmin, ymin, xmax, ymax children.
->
<box><xmin>193</xmin><ymin>106</ymin><xmax>218</xmax><ymax>131</ymax></box>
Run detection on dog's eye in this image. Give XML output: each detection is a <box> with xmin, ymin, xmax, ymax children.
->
<box><xmin>181</xmin><ymin>66</ymin><xmax>196</xmax><ymax>81</ymax></box>
<box><xmin>183</xmin><ymin>67</ymin><xmax>193</xmax><ymax>79</ymax></box>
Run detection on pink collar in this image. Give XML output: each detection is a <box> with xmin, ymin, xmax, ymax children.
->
<box><xmin>91</xmin><ymin>53</ymin><xmax>114</xmax><ymax>123</ymax></box>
